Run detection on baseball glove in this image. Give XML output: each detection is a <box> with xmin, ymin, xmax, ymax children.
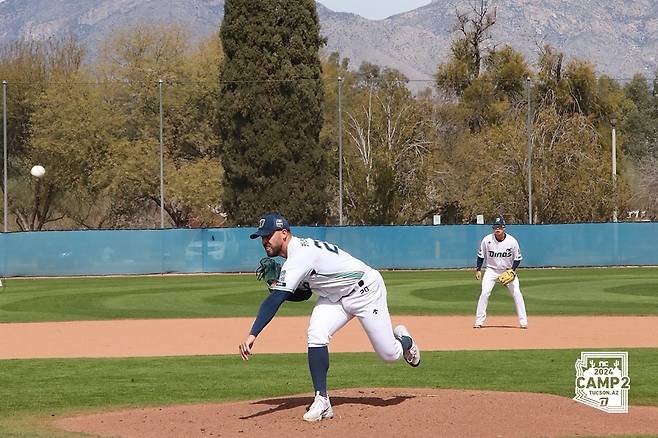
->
<box><xmin>498</xmin><ymin>269</ymin><xmax>516</xmax><ymax>286</ymax></box>
<box><xmin>256</xmin><ymin>257</ymin><xmax>281</xmax><ymax>286</ymax></box>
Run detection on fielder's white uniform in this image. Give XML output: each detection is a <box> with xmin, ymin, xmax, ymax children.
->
<box><xmin>475</xmin><ymin>232</ymin><xmax>528</xmax><ymax>327</ymax></box>
<box><xmin>273</xmin><ymin>236</ymin><xmax>404</xmax><ymax>362</ymax></box>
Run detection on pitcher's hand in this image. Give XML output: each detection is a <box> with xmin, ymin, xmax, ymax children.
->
<box><xmin>239</xmin><ymin>334</ymin><xmax>256</xmax><ymax>361</ymax></box>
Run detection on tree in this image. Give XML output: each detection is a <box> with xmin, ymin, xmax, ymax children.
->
<box><xmin>535</xmin><ymin>45</ymin><xmax>605</xmax><ymax>117</ymax></box>
<box><xmin>319</xmin><ymin>52</ymin><xmax>351</xmax><ymax>221</ymax></box>
<box><xmin>0</xmin><ymin>40</ymin><xmax>49</xmax><ymax>159</ymax></box>
<box><xmin>563</xmin><ymin>60</ymin><xmax>599</xmax><ymax>115</ymax></box>
<box><xmin>0</xmin><ymin>40</ymin><xmax>52</xmax><ymax>229</ymax></box>
<box><xmin>436</xmin><ymin>3</ymin><xmax>530</xmax><ymax>133</ymax></box>
<box><xmin>92</xmin><ymin>25</ymin><xmax>225</xmax><ymax>228</ymax></box>
<box><xmin>27</xmin><ymin>74</ymin><xmax>118</xmax><ymax>230</ymax></box>
<box><xmin>436</xmin><ymin>0</ymin><xmax>497</xmax><ymax>98</ymax></box>
<box><xmin>218</xmin><ymin>0</ymin><xmax>328</xmax><ymax>225</ymax></box>
<box><xmin>632</xmin><ymin>156</ymin><xmax>658</xmax><ymax>218</ymax></box>
<box><xmin>2</xmin><ymin>37</ymin><xmax>87</xmax><ymax>230</ymax></box>
<box><xmin>451</xmin><ymin>107</ymin><xmax>626</xmax><ymax>223</ymax></box>
<box><xmin>620</xmin><ymin>74</ymin><xmax>658</xmax><ymax>158</ymax></box>
<box><xmin>341</xmin><ymin>67</ymin><xmax>438</xmax><ymax>224</ymax></box>
<box><xmin>530</xmin><ymin>108</ymin><xmax>627</xmax><ymax>223</ymax></box>
<box><xmin>484</xmin><ymin>45</ymin><xmax>530</xmax><ymax>103</ymax></box>
<box><xmin>91</xmin><ymin>24</ymin><xmax>192</xmax><ymax>227</ymax></box>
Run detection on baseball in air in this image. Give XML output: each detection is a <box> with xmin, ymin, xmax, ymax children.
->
<box><xmin>30</xmin><ymin>165</ymin><xmax>46</xmax><ymax>178</ymax></box>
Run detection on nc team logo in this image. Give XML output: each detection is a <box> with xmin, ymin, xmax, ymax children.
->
<box><xmin>574</xmin><ymin>351</ymin><xmax>630</xmax><ymax>413</ymax></box>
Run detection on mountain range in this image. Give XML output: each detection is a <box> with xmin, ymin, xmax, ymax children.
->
<box><xmin>0</xmin><ymin>0</ymin><xmax>656</xmax><ymax>84</ymax></box>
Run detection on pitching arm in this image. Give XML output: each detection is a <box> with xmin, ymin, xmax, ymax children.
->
<box><xmin>239</xmin><ymin>289</ymin><xmax>291</xmax><ymax>360</ymax></box>
<box><xmin>249</xmin><ymin>289</ymin><xmax>290</xmax><ymax>337</ymax></box>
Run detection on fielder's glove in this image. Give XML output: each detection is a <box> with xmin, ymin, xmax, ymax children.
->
<box><xmin>498</xmin><ymin>269</ymin><xmax>516</xmax><ymax>286</ymax></box>
<box><xmin>256</xmin><ymin>257</ymin><xmax>281</xmax><ymax>286</ymax></box>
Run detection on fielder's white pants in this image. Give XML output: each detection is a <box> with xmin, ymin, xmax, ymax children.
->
<box><xmin>307</xmin><ymin>269</ymin><xmax>404</xmax><ymax>362</ymax></box>
<box><xmin>475</xmin><ymin>268</ymin><xmax>528</xmax><ymax>326</ymax></box>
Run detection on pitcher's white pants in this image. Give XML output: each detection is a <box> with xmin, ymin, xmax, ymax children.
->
<box><xmin>307</xmin><ymin>270</ymin><xmax>403</xmax><ymax>362</ymax></box>
<box><xmin>475</xmin><ymin>268</ymin><xmax>528</xmax><ymax>326</ymax></box>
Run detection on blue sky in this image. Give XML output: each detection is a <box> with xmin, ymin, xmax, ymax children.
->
<box><xmin>318</xmin><ymin>0</ymin><xmax>432</xmax><ymax>20</ymax></box>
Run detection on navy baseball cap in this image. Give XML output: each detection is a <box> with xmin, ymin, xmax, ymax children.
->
<box><xmin>492</xmin><ymin>217</ymin><xmax>506</xmax><ymax>228</ymax></box>
<box><xmin>249</xmin><ymin>213</ymin><xmax>290</xmax><ymax>239</ymax></box>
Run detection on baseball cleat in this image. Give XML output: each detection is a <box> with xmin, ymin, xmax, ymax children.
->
<box><xmin>394</xmin><ymin>325</ymin><xmax>420</xmax><ymax>367</ymax></box>
<box><xmin>473</xmin><ymin>324</ymin><xmax>482</xmax><ymax>329</ymax></box>
<box><xmin>303</xmin><ymin>392</ymin><xmax>334</xmax><ymax>422</ymax></box>
<box><xmin>520</xmin><ymin>324</ymin><xmax>528</xmax><ymax>329</ymax></box>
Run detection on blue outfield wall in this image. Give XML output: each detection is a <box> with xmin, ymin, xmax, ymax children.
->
<box><xmin>0</xmin><ymin>222</ymin><xmax>656</xmax><ymax>277</ymax></box>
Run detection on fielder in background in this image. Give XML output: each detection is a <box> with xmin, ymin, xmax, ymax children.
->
<box><xmin>474</xmin><ymin>216</ymin><xmax>528</xmax><ymax>329</ymax></box>
<box><xmin>239</xmin><ymin>212</ymin><xmax>421</xmax><ymax>422</ymax></box>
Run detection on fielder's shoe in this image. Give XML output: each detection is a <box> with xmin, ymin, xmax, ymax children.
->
<box><xmin>520</xmin><ymin>324</ymin><xmax>528</xmax><ymax>329</ymax></box>
<box><xmin>303</xmin><ymin>392</ymin><xmax>334</xmax><ymax>422</ymax></box>
<box><xmin>473</xmin><ymin>324</ymin><xmax>482</xmax><ymax>329</ymax></box>
<box><xmin>394</xmin><ymin>325</ymin><xmax>421</xmax><ymax>367</ymax></box>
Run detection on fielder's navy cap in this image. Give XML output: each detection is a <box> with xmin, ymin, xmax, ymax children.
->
<box><xmin>492</xmin><ymin>217</ymin><xmax>506</xmax><ymax>228</ymax></box>
<box><xmin>250</xmin><ymin>212</ymin><xmax>290</xmax><ymax>239</ymax></box>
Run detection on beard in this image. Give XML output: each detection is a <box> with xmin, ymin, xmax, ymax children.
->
<box><xmin>264</xmin><ymin>243</ymin><xmax>279</xmax><ymax>257</ymax></box>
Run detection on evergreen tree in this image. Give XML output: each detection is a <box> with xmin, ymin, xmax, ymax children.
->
<box><xmin>621</xmin><ymin>74</ymin><xmax>658</xmax><ymax>158</ymax></box>
<box><xmin>218</xmin><ymin>0</ymin><xmax>328</xmax><ymax>225</ymax></box>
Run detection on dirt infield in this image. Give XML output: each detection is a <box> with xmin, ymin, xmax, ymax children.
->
<box><xmin>2</xmin><ymin>315</ymin><xmax>658</xmax><ymax>359</ymax></box>
<box><xmin>3</xmin><ymin>315</ymin><xmax>656</xmax><ymax>437</ymax></box>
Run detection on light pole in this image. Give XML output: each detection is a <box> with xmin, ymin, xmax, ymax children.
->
<box><xmin>610</xmin><ymin>113</ymin><xmax>617</xmax><ymax>222</ymax></box>
<box><xmin>526</xmin><ymin>76</ymin><xmax>533</xmax><ymax>224</ymax></box>
<box><xmin>337</xmin><ymin>76</ymin><xmax>344</xmax><ymax>226</ymax></box>
<box><xmin>2</xmin><ymin>80</ymin><xmax>7</xmax><ymax>232</ymax></box>
<box><xmin>158</xmin><ymin>79</ymin><xmax>165</xmax><ymax>228</ymax></box>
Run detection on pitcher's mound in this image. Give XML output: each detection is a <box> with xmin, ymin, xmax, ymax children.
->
<box><xmin>55</xmin><ymin>388</ymin><xmax>658</xmax><ymax>438</ymax></box>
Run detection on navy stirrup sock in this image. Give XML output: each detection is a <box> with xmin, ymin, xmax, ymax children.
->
<box><xmin>399</xmin><ymin>335</ymin><xmax>412</xmax><ymax>352</ymax></box>
<box><xmin>308</xmin><ymin>346</ymin><xmax>329</xmax><ymax>397</ymax></box>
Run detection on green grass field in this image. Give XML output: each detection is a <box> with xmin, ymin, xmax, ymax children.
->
<box><xmin>1</xmin><ymin>267</ymin><xmax>657</xmax><ymax>322</ymax></box>
<box><xmin>1</xmin><ymin>267</ymin><xmax>657</xmax><ymax>437</ymax></box>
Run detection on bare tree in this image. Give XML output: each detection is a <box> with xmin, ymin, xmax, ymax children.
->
<box><xmin>436</xmin><ymin>0</ymin><xmax>498</xmax><ymax>99</ymax></box>
<box><xmin>633</xmin><ymin>156</ymin><xmax>658</xmax><ymax>218</ymax></box>
<box><xmin>454</xmin><ymin>0</ymin><xmax>497</xmax><ymax>77</ymax></box>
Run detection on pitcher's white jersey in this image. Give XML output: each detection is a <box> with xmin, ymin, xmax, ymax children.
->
<box><xmin>477</xmin><ymin>233</ymin><xmax>522</xmax><ymax>273</ymax></box>
<box><xmin>272</xmin><ymin>236</ymin><xmax>371</xmax><ymax>302</ymax></box>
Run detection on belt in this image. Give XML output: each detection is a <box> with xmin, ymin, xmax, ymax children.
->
<box><xmin>341</xmin><ymin>279</ymin><xmax>365</xmax><ymax>299</ymax></box>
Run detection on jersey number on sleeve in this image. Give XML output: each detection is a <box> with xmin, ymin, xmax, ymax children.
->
<box><xmin>313</xmin><ymin>240</ymin><xmax>339</xmax><ymax>255</ymax></box>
